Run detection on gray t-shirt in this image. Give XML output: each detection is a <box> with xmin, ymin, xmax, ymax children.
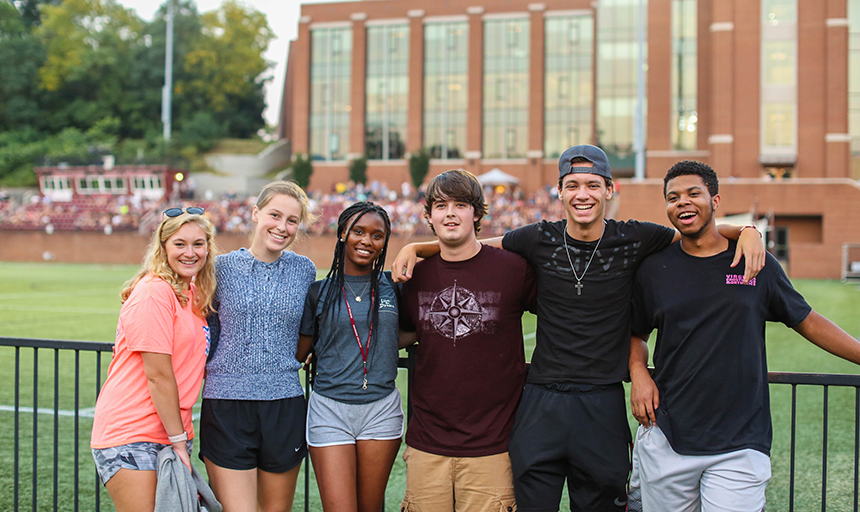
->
<box><xmin>300</xmin><ymin>274</ymin><xmax>400</xmax><ymax>404</ymax></box>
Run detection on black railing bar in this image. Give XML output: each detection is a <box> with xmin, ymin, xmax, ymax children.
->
<box><xmin>790</xmin><ymin>383</ymin><xmax>797</xmax><ymax>512</ymax></box>
<box><xmin>822</xmin><ymin>385</ymin><xmax>829</xmax><ymax>512</ymax></box>
<box><xmin>33</xmin><ymin>347</ymin><xmax>38</xmax><ymax>512</ymax></box>
<box><xmin>74</xmin><ymin>350</ymin><xmax>80</xmax><ymax>512</ymax></box>
<box><xmin>95</xmin><ymin>351</ymin><xmax>102</xmax><ymax>512</ymax></box>
<box><xmin>15</xmin><ymin>346</ymin><xmax>20</xmax><ymax>511</ymax></box>
<box><xmin>0</xmin><ymin>337</ymin><xmax>113</xmax><ymax>352</ymax></box>
<box><xmin>406</xmin><ymin>345</ymin><xmax>415</xmax><ymax>422</ymax></box>
<box><xmin>769</xmin><ymin>372</ymin><xmax>860</xmax><ymax>387</ymax></box>
<box><xmin>53</xmin><ymin>349</ymin><xmax>59</xmax><ymax>512</ymax></box>
<box><xmin>304</xmin><ymin>369</ymin><xmax>310</xmax><ymax>512</ymax></box>
<box><xmin>854</xmin><ymin>387</ymin><xmax>859</xmax><ymax>512</ymax></box>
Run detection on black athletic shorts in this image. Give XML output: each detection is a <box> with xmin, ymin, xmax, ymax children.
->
<box><xmin>198</xmin><ymin>395</ymin><xmax>307</xmax><ymax>472</ymax></box>
<box><xmin>508</xmin><ymin>382</ymin><xmax>632</xmax><ymax>512</ymax></box>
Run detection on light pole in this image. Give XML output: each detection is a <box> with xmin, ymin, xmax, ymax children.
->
<box><xmin>633</xmin><ymin>0</ymin><xmax>646</xmax><ymax>179</ymax></box>
<box><xmin>161</xmin><ymin>0</ymin><xmax>174</xmax><ymax>143</ymax></box>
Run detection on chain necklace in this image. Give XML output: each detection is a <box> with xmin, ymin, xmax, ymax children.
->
<box><xmin>563</xmin><ymin>220</ymin><xmax>606</xmax><ymax>296</ymax></box>
<box><xmin>344</xmin><ymin>279</ymin><xmax>371</xmax><ymax>302</ymax></box>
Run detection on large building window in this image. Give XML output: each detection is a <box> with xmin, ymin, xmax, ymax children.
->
<box><xmin>310</xmin><ymin>26</ymin><xmax>352</xmax><ymax>161</ymax></box>
<box><xmin>760</xmin><ymin>0</ymin><xmax>797</xmax><ymax>164</ymax></box>
<box><xmin>671</xmin><ymin>0</ymin><xmax>697</xmax><ymax>150</ymax></box>
<box><xmin>366</xmin><ymin>23</ymin><xmax>409</xmax><ymax>160</ymax></box>
<box><xmin>596</xmin><ymin>0</ymin><xmax>647</xmax><ymax>172</ymax></box>
<box><xmin>545</xmin><ymin>14</ymin><xmax>593</xmax><ymax>159</ymax></box>
<box><xmin>424</xmin><ymin>20</ymin><xmax>468</xmax><ymax>159</ymax></box>
<box><xmin>850</xmin><ymin>0</ymin><xmax>860</xmax><ymax>178</ymax></box>
<box><xmin>483</xmin><ymin>17</ymin><xmax>530</xmax><ymax>159</ymax></box>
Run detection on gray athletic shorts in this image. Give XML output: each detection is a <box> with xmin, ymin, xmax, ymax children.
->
<box><xmin>307</xmin><ymin>388</ymin><xmax>404</xmax><ymax>447</ymax></box>
<box><xmin>92</xmin><ymin>439</ymin><xmax>193</xmax><ymax>485</ymax></box>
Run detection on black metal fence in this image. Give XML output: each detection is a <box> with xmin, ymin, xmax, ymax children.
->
<box><xmin>1</xmin><ymin>337</ymin><xmax>859</xmax><ymax>511</ymax></box>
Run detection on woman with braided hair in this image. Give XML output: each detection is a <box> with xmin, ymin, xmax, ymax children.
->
<box><xmin>297</xmin><ymin>201</ymin><xmax>410</xmax><ymax>512</ymax></box>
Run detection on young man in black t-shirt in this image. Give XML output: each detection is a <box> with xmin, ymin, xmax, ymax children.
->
<box><xmin>629</xmin><ymin>160</ymin><xmax>860</xmax><ymax>511</ymax></box>
<box><xmin>393</xmin><ymin>146</ymin><xmax>766</xmax><ymax>511</ymax></box>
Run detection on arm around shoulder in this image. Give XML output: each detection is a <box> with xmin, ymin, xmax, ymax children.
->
<box><xmin>391</xmin><ymin>240</ymin><xmax>440</xmax><ymax>282</ymax></box>
<box><xmin>716</xmin><ymin>223</ymin><xmax>766</xmax><ymax>283</ymax></box>
<box><xmin>398</xmin><ymin>329</ymin><xmax>417</xmax><ymax>349</ymax></box>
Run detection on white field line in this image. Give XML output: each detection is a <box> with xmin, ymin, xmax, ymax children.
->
<box><xmin>0</xmin><ymin>304</ymin><xmax>118</xmax><ymax>315</ymax></box>
<box><xmin>524</xmin><ymin>332</ymin><xmax>535</xmax><ymax>340</ymax></box>
<box><xmin>0</xmin><ymin>290</ymin><xmax>109</xmax><ymax>300</ymax></box>
<box><xmin>0</xmin><ymin>405</ymin><xmax>201</xmax><ymax>421</ymax></box>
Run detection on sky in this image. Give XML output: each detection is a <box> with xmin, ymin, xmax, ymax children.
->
<box><xmin>115</xmin><ymin>0</ymin><xmax>355</xmax><ymax>128</ymax></box>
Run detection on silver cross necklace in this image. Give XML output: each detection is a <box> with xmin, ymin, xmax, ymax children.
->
<box><xmin>563</xmin><ymin>220</ymin><xmax>606</xmax><ymax>296</ymax></box>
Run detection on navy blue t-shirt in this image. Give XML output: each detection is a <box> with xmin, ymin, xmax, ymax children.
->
<box><xmin>300</xmin><ymin>274</ymin><xmax>400</xmax><ymax>404</ymax></box>
<box><xmin>631</xmin><ymin>240</ymin><xmax>811</xmax><ymax>455</ymax></box>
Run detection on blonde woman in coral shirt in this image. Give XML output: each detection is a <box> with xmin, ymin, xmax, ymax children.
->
<box><xmin>91</xmin><ymin>207</ymin><xmax>217</xmax><ymax>512</ymax></box>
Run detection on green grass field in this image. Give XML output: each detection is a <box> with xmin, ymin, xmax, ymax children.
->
<box><xmin>0</xmin><ymin>261</ymin><xmax>859</xmax><ymax>511</ymax></box>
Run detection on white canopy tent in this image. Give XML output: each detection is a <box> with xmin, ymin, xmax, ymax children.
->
<box><xmin>476</xmin><ymin>168</ymin><xmax>520</xmax><ymax>187</ymax></box>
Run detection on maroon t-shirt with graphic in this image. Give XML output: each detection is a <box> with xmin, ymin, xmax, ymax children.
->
<box><xmin>400</xmin><ymin>245</ymin><xmax>536</xmax><ymax>457</ymax></box>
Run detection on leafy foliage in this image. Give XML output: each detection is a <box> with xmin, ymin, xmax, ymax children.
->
<box><xmin>408</xmin><ymin>148</ymin><xmax>431</xmax><ymax>190</ymax></box>
<box><xmin>0</xmin><ymin>0</ymin><xmax>274</xmax><ymax>185</ymax></box>
<box><xmin>349</xmin><ymin>155</ymin><xmax>368</xmax><ymax>185</ymax></box>
<box><xmin>291</xmin><ymin>153</ymin><xmax>313</xmax><ymax>189</ymax></box>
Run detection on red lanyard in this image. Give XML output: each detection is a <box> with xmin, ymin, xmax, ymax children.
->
<box><xmin>343</xmin><ymin>286</ymin><xmax>374</xmax><ymax>390</ymax></box>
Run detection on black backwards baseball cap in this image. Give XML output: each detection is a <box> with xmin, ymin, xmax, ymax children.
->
<box><xmin>558</xmin><ymin>144</ymin><xmax>612</xmax><ymax>180</ymax></box>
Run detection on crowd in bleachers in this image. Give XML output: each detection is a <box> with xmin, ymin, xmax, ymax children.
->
<box><xmin>0</xmin><ymin>181</ymin><xmax>572</xmax><ymax>237</ymax></box>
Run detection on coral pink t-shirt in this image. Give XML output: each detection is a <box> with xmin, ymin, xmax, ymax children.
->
<box><xmin>91</xmin><ymin>274</ymin><xmax>209</xmax><ymax>448</ymax></box>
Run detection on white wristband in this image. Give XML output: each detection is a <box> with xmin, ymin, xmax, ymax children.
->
<box><xmin>168</xmin><ymin>430</ymin><xmax>188</xmax><ymax>444</ymax></box>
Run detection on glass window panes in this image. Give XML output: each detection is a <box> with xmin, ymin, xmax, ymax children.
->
<box><xmin>311</xmin><ymin>27</ymin><xmax>353</xmax><ymax>161</ymax></box>
<box><xmin>545</xmin><ymin>15</ymin><xmax>594</xmax><ymax>159</ymax></box>
<box><xmin>760</xmin><ymin>0</ymin><xmax>796</xmax><ymax>154</ymax></box>
<box><xmin>423</xmin><ymin>21</ymin><xmax>468</xmax><ymax>159</ymax></box>
<box><xmin>596</xmin><ymin>0</ymin><xmax>647</xmax><ymax>170</ymax></box>
<box><xmin>671</xmin><ymin>0</ymin><xmax>697</xmax><ymax>150</ymax></box>
<box><xmin>484</xmin><ymin>18</ymin><xmax>530</xmax><ymax>159</ymax></box>
<box><xmin>850</xmin><ymin>0</ymin><xmax>860</xmax><ymax>177</ymax></box>
<box><xmin>366</xmin><ymin>24</ymin><xmax>409</xmax><ymax>160</ymax></box>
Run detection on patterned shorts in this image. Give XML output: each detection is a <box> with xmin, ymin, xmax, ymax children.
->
<box><xmin>91</xmin><ymin>439</ymin><xmax>193</xmax><ymax>485</ymax></box>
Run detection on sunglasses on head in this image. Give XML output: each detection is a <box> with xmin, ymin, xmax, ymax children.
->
<box><xmin>163</xmin><ymin>207</ymin><xmax>205</xmax><ymax>217</ymax></box>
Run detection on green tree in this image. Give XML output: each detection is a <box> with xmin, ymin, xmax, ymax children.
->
<box><xmin>409</xmin><ymin>148</ymin><xmax>430</xmax><ymax>190</ymax></box>
<box><xmin>291</xmin><ymin>153</ymin><xmax>313</xmax><ymax>189</ymax></box>
<box><xmin>181</xmin><ymin>0</ymin><xmax>273</xmax><ymax>137</ymax></box>
<box><xmin>175</xmin><ymin>111</ymin><xmax>225</xmax><ymax>153</ymax></box>
<box><xmin>349</xmin><ymin>155</ymin><xmax>368</xmax><ymax>185</ymax></box>
<box><xmin>14</xmin><ymin>0</ymin><xmax>62</xmax><ymax>27</ymax></box>
<box><xmin>0</xmin><ymin>3</ymin><xmax>48</xmax><ymax>132</ymax></box>
<box><xmin>35</xmin><ymin>0</ymin><xmax>141</xmax><ymax>92</ymax></box>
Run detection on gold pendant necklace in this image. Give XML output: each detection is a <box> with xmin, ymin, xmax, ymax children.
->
<box><xmin>344</xmin><ymin>279</ymin><xmax>371</xmax><ymax>302</ymax></box>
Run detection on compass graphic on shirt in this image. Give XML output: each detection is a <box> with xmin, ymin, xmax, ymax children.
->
<box><xmin>427</xmin><ymin>281</ymin><xmax>483</xmax><ymax>344</ymax></box>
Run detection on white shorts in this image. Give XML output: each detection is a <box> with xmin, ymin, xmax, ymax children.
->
<box><xmin>634</xmin><ymin>424</ymin><xmax>771</xmax><ymax>512</ymax></box>
<box><xmin>306</xmin><ymin>388</ymin><xmax>404</xmax><ymax>447</ymax></box>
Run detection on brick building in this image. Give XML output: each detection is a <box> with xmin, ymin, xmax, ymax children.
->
<box><xmin>279</xmin><ymin>0</ymin><xmax>860</xmax><ymax>279</ymax></box>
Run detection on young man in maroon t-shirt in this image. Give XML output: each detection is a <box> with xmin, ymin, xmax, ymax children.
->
<box><xmin>399</xmin><ymin>169</ymin><xmax>536</xmax><ymax>512</ymax></box>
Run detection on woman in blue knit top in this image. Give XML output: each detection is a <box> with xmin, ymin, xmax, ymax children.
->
<box><xmin>298</xmin><ymin>202</ymin><xmax>410</xmax><ymax>512</ymax></box>
<box><xmin>199</xmin><ymin>181</ymin><xmax>316</xmax><ymax>512</ymax></box>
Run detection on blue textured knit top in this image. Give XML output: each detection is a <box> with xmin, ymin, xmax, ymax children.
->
<box><xmin>202</xmin><ymin>248</ymin><xmax>316</xmax><ymax>400</ymax></box>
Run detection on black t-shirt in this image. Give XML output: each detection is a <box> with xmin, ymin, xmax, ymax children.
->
<box><xmin>400</xmin><ymin>245</ymin><xmax>537</xmax><ymax>456</ymax></box>
<box><xmin>631</xmin><ymin>240</ymin><xmax>811</xmax><ymax>456</ymax></box>
<box><xmin>503</xmin><ymin>219</ymin><xmax>674</xmax><ymax>385</ymax></box>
